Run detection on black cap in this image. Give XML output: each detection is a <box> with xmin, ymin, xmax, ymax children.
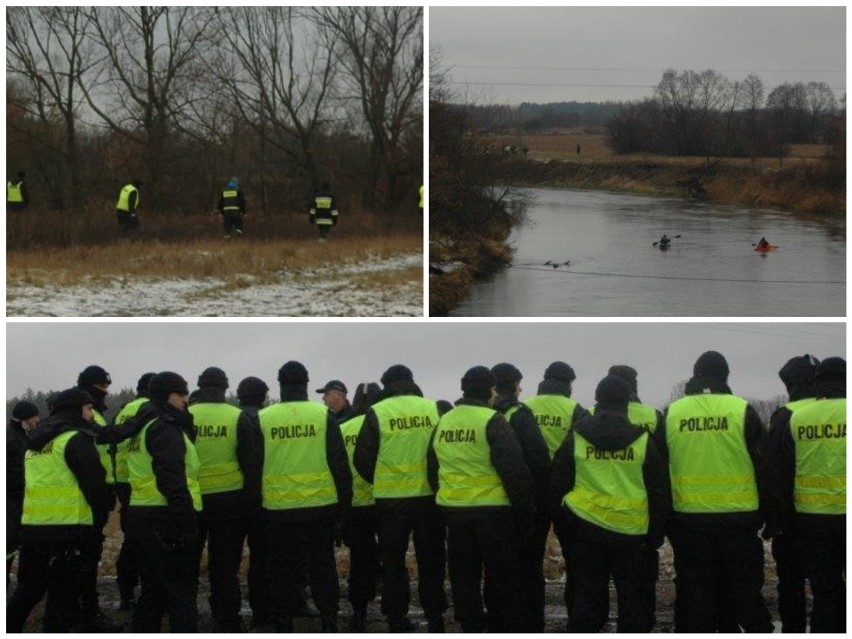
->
<box><xmin>544</xmin><ymin>361</ymin><xmax>576</xmax><ymax>383</ymax></box>
<box><xmin>315</xmin><ymin>380</ymin><xmax>348</xmax><ymax>395</ymax></box>
<box><xmin>461</xmin><ymin>365</ymin><xmax>497</xmax><ymax>400</ymax></box>
<box><xmin>816</xmin><ymin>357</ymin><xmax>845</xmax><ymax>380</ymax></box>
<box><xmin>380</xmin><ymin>364</ymin><xmax>414</xmax><ymax>386</ymax></box>
<box><xmin>12</xmin><ymin>400</ymin><xmax>39</xmax><ymax>421</ymax></box>
<box><xmin>136</xmin><ymin>372</ymin><xmax>156</xmax><ymax>394</ymax></box>
<box><xmin>608</xmin><ymin>365</ymin><xmax>638</xmax><ymax>394</ymax></box>
<box><xmin>237</xmin><ymin>376</ymin><xmax>269</xmax><ymax>401</ymax></box>
<box><xmin>278</xmin><ymin>361</ymin><xmax>309</xmax><ymax>384</ymax></box>
<box><xmin>778</xmin><ymin>355</ymin><xmax>819</xmax><ymax>392</ymax></box>
<box><xmin>492</xmin><ymin>363</ymin><xmax>522</xmax><ymax>385</ymax></box>
<box><xmin>148</xmin><ymin>372</ymin><xmax>189</xmax><ymax>402</ymax></box>
<box><xmin>351</xmin><ymin>382</ymin><xmax>381</xmax><ymax>414</ymax></box>
<box><xmin>198</xmin><ymin>366</ymin><xmax>229</xmax><ymax>389</ymax></box>
<box><xmin>595</xmin><ymin>375</ymin><xmax>631</xmax><ymax>410</ymax></box>
<box><xmin>78</xmin><ymin>365</ymin><xmax>112</xmax><ymax>387</ymax></box>
<box><xmin>693</xmin><ymin>351</ymin><xmax>730</xmax><ymax>382</ymax></box>
<box><xmin>50</xmin><ymin>388</ymin><xmax>94</xmax><ymax>415</ymax></box>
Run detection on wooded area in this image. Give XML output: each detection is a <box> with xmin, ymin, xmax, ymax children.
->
<box><xmin>6</xmin><ymin>7</ymin><xmax>423</xmax><ymax>215</ymax></box>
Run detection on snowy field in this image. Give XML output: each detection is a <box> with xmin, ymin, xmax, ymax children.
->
<box><xmin>7</xmin><ymin>253</ymin><xmax>423</xmax><ymax>317</ymax></box>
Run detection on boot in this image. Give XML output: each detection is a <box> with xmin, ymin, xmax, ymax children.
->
<box><xmin>320</xmin><ymin>613</ymin><xmax>339</xmax><ymax>633</ymax></box>
<box><xmin>349</xmin><ymin>606</ymin><xmax>367</xmax><ymax>632</ymax></box>
<box><xmin>78</xmin><ymin>609</ymin><xmax>124</xmax><ymax>633</ymax></box>
<box><xmin>388</xmin><ymin>615</ymin><xmax>415</xmax><ymax>633</ymax></box>
<box><xmin>427</xmin><ymin>614</ymin><xmax>445</xmax><ymax>633</ymax></box>
<box><xmin>275</xmin><ymin>616</ymin><xmax>294</xmax><ymax>633</ymax></box>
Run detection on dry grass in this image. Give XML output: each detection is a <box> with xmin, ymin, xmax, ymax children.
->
<box><xmin>7</xmin><ymin>235</ymin><xmax>423</xmax><ymax>286</ymax></box>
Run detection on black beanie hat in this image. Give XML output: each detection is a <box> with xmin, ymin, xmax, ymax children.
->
<box><xmin>778</xmin><ymin>355</ymin><xmax>819</xmax><ymax>390</ymax></box>
<box><xmin>693</xmin><ymin>351</ymin><xmax>730</xmax><ymax>382</ymax></box>
<box><xmin>436</xmin><ymin>399</ymin><xmax>454</xmax><ymax>416</ymax></box>
<box><xmin>198</xmin><ymin>366</ymin><xmax>229</xmax><ymax>389</ymax></box>
<box><xmin>607</xmin><ymin>365</ymin><xmax>638</xmax><ymax>393</ymax></box>
<box><xmin>595</xmin><ymin>375</ymin><xmax>631</xmax><ymax>409</ymax></box>
<box><xmin>461</xmin><ymin>366</ymin><xmax>497</xmax><ymax>400</ymax></box>
<box><xmin>380</xmin><ymin>364</ymin><xmax>414</xmax><ymax>386</ymax></box>
<box><xmin>78</xmin><ymin>365</ymin><xmax>112</xmax><ymax>387</ymax></box>
<box><xmin>815</xmin><ymin>357</ymin><xmax>845</xmax><ymax>380</ymax></box>
<box><xmin>148</xmin><ymin>372</ymin><xmax>189</xmax><ymax>402</ymax></box>
<box><xmin>237</xmin><ymin>376</ymin><xmax>270</xmax><ymax>401</ymax></box>
<box><xmin>51</xmin><ymin>389</ymin><xmax>94</xmax><ymax>415</ymax></box>
<box><xmin>12</xmin><ymin>400</ymin><xmax>39</xmax><ymax>421</ymax></box>
<box><xmin>136</xmin><ymin>372</ymin><xmax>156</xmax><ymax>394</ymax></box>
<box><xmin>491</xmin><ymin>363</ymin><xmax>523</xmax><ymax>392</ymax></box>
<box><xmin>544</xmin><ymin>361</ymin><xmax>576</xmax><ymax>383</ymax></box>
<box><xmin>278</xmin><ymin>361</ymin><xmax>309</xmax><ymax>385</ymax></box>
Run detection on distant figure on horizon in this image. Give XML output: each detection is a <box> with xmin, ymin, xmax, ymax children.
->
<box><xmin>116</xmin><ymin>180</ymin><xmax>142</xmax><ymax>231</ymax></box>
<box><xmin>218</xmin><ymin>177</ymin><xmax>246</xmax><ymax>238</ymax></box>
<box><xmin>310</xmin><ymin>182</ymin><xmax>339</xmax><ymax>243</ymax></box>
<box><xmin>7</xmin><ymin>172</ymin><xmax>29</xmax><ymax>213</ymax></box>
<box><xmin>576</xmin><ymin>144</ymin><xmax>581</xmax><ymax>156</ymax></box>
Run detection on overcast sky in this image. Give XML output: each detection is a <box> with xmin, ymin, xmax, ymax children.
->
<box><xmin>430</xmin><ymin>6</ymin><xmax>846</xmax><ymax>104</ymax></box>
<box><xmin>6</xmin><ymin>322</ymin><xmax>844</xmax><ymax>411</ymax></box>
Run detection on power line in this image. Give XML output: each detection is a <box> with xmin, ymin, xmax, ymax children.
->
<box><xmin>449</xmin><ymin>81</ymin><xmax>846</xmax><ymax>91</ymax></box>
<box><xmin>451</xmin><ymin>64</ymin><xmax>847</xmax><ymax>74</ymax></box>
<box><xmin>681</xmin><ymin>323</ymin><xmax>845</xmax><ymax>343</ymax></box>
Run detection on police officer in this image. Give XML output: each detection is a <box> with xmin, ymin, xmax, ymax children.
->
<box><xmin>766</xmin><ymin>354</ymin><xmax>820</xmax><ymax>633</ymax></box>
<box><xmin>418</xmin><ymin>184</ymin><xmax>424</xmax><ymax>215</ymax></box>
<box><xmin>218</xmin><ymin>177</ymin><xmax>246</xmax><ymax>238</ymax></box>
<box><xmin>339</xmin><ymin>382</ymin><xmax>382</xmax><ymax>631</ymax></box>
<box><xmin>7</xmin><ymin>389</ymin><xmax>110</xmax><ymax>633</ymax></box>
<box><xmin>316</xmin><ymin>379</ymin><xmax>355</xmax><ymax>423</ymax></box>
<box><xmin>74</xmin><ymin>365</ymin><xmax>122</xmax><ymax>632</ymax></box>
<box><xmin>354</xmin><ymin>364</ymin><xmax>448</xmax><ymax>632</ymax></box>
<box><xmin>189</xmin><ymin>366</ymin><xmax>262</xmax><ymax>632</ymax></box>
<box><xmin>259</xmin><ymin>361</ymin><xmax>352</xmax><ymax>633</ymax></box>
<box><xmin>658</xmin><ymin>351</ymin><xmax>773</xmax><ymax>632</ymax></box>
<box><xmin>116</xmin><ymin>180</ymin><xmax>142</xmax><ymax>231</ymax></box>
<box><xmin>489</xmin><ymin>362</ymin><xmax>550</xmax><ymax>632</ymax></box>
<box><xmin>770</xmin><ymin>357</ymin><xmax>846</xmax><ymax>633</ymax></box>
<box><xmin>112</xmin><ymin>371</ymin><xmax>156</xmax><ymax>610</ymax></box>
<box><xmin>236</xmin><ymin>376</ymin><xmax>272</xmax><ymax>630</ymax></box>
<box><xmin>7</xmin><ymin>171</ymin><xmax>28</xmax><ymax>212</ymax></box>
<box><xmin>523</xmin><ymin>361</ymin><xmax>589</xmax><ymax>623</ymax></box>
<box><xmin>550</xmin><ymin>375</ymin><xmax>669</xmax><ymax>632</ymax></box>
<box><xmin>310</xmin><ymin>182</ymin><xmax>339</xmax><ymax>242</ymax></box>
<box><xmin>7</xmin><ymin>401</ymin><xmax>41</xmax><ymax>587</ymax></box>
<box><xmin>428</xmin><ymin>366</ymin><xmax>533</xmax><ymax>633</ymax></box>
<box><xmin>125</xmin><ymin>371</ymin><xmax>202</xmax><ymax>633</ymax></box>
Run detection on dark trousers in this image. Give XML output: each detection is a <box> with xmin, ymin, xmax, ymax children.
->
<box><xmin>198</xmin><ymin>516</ymin><xmax>247</xmax><ymax>627</ymax></box>
<box><xmin>117</xmin><ymin>210</ymin><xmax>139</xmax><ymax>230</ymax></box>
<box><xmin>801</xmin><ymin>516</ymin><xmax>846</xmax><ymax>633</ymax></box>
<box><xmin>668</xmin><ymin>519</ymin><xmax>772</xmax><ymax>633</ymax></box>
<box><xmin>568</xmin><ymin>537</ymin><xmax>646</xmax><ymax>633</ymax></box>
<box><xmin>347</xmin><ymin>507</ymin><xmax>379</xmax><ymax>609</ymax></box>
<box><xmin>266</xmin><ymin>517</ymin><xmax>339</xmax><ymax>622</ymax></box>
<box><xmin>132</xmin><ymin>536</ymin><xmax>199</xmax><ymax>632</ymax></box>
<box><xmin>447</xmin><ymin>513</ymin><xmax>524</xmax><ymax>633</ymax></box>
<box><xmin>6</xmin><ymin>540</ymin><xmax>85</xmax><ymax>632</ymax></box>
<box><xmin>514</xmin><ymin>512</ymin><xmax>549</xmax><ymax>632</ymax></box>
<box><xmin>771</xmin><ymin>531</ymin><xmax>807</xmax><ymax>633</ymax></box>
<box><xmin>639</xmin><ymin>546</ymin><xmax>659</xmax><ymax>632</ymax></box>
<box><xmin>377</xmin><ymin>500</ymin><xmax>447</xmax><ymax>620</ymax></box>
<box><xmin>223</xmin><ymin>213</ymin><xmax>243</xmax><ymax>236</ymax></box>
<box><xmin>115</xmin><ymin>483</ymin><xmax>140</xmax><ymax>600</ymax></box>
<box><xmin>246</xmin><ymin>516</ymin><xmax>271</xmax><ymax>623</ymax></box>
<box><xmin>672</xmin><ymin>563</ymin><xmax>739</xmax><ymax>632</ymax></box>
<box><xmin>80</xmin><ymin>485</ymin><xmax>115</xmax><ymax>619</ymax></box>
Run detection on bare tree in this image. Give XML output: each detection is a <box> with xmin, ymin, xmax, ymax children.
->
<box><xmin>6</xmin><ymin>7</ymin><xmax>97</xmax><ymax>208</ymax></box>
<box><xmin>315</xmin><ymin>7</ymin><xmax>423</xmax><ymax>209</ymax></box>
<box><xmin>805</xmin><ymin>81</ymin><xmax>839</xmax><ymax>143</ymax></box>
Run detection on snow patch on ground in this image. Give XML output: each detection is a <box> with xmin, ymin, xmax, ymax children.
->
<box><xmin>7</xmin><ymin>253</ymin><xmax>423</xmax><ymax>317</ymax></box>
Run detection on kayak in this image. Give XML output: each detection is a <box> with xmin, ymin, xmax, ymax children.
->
<box><xmin>659</xmin><ymin>242</ymin><xmax>671</xmax><ymax>250</ymax></box>
<box><xmin>754</xmin><ymin>244</ymin><xmax>778</xmax><ymax>253</ymax></box>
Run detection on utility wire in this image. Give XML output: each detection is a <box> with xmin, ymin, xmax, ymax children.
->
<box><xmin>451</xmin><ymin>64</ymin><xmax>846</xmax><ymax>74</ymax></box>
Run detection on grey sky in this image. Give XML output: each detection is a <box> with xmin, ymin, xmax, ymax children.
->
<box><xmin>431</xmin><ymin>6</ymin><xmax>846</xmax><ymax>104</ymax></box>
<box><xmin>6</xmin><ymin>322</ymin><xmax>845</xmax><ymax>411</ymax></box>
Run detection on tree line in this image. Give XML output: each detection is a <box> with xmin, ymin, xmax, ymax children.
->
<box><xmin>6</xmin><ymin>7</ymin><xmax>423</xmax><ymax>215</ymax></box>
<box><xmin>607</xmin><ymin>69</ymin><xmax>844</xmax><ymax>159</ymax></box>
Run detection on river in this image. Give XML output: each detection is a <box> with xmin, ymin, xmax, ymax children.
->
<box><xmin>448</xmin><ymin>188</ymin><xmax>846</xmax><ymax>317</ymax></box>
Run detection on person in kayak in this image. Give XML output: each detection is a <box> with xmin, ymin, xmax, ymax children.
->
<box><xmin>757</xmin><ymin>237</ymin><xmax>770</xmax><ymax>249</ymax></box>
<box><xmin>659</xmin><ymin>234</ymin><xmax>671</xmax><ymax>246</ymax></box>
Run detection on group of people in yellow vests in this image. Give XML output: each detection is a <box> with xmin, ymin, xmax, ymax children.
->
<box><xmin>6</xmin><ymin>351</ymin><xmax>845</xmax><ymax>633</ymax></box>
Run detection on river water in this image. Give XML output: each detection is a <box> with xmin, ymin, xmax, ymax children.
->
<box><xmin>449</xmin><ymin>188</ymin><xmax>846</xmax><ymax>317</ymax></box>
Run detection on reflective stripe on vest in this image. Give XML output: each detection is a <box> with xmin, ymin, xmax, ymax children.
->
<box><xmin>222</xmin><ymin>189</ymin><xmax>240</xmax><ymax>212</ymax></box>
<box><xmin>434</xmin><ymin>405</ymin><xmax>510</xmax><ymax>508</ymax></box>
<box><xmin>7</xmin><ymin>182</ymin><xmax>23</xmax><ymax>203</ymax></box>
<box><xmin>189</xmin><ymin>402</ymin><xmax>244</xmax><ymax>495</ymax></box>
<box><xmin>524</xmin><ymin>394</ymin><xmax>579</xmax><ymax>459</ymax></box>
<box><xmin>590</xmin><ymin>402</ymin><xmax>658</xmax><ymax>433</ymax></box>
<box><xmin>372</xmin><ymin>396</ymin><xmax>439</xmax><ymax>498</ymax></box>
<box><xmin>312</xmin><ymin>196</ymin><xmax>337</xmax><ymax>225</ymax></box>
<box><xmin>790</xmin><ymin>398</ymin><xmax>846</xmax><ymax>515</ymax></box>
<box><xmin>665</xmin><ymin>394</ymin><xmax>757</xmax><ymax>513</ymax></box>
<box><xmin>127</xmin><ymin>419</ymin><xmax>202</xmax><ymax>510</ymax></box>
<box><xmin>113</xmin><ymin>397</ymin><xmax>149</xmax><ymax>483</ymax></box>
<box><xmin>116</xmin><ymin>184</ymin><xmax>138</xmax><ymax>211</ymax></box>
<box><xmin>340</xmin><ymin>415</ymin><xmax>375</xmax><ymax>507</ymax></box>
<box><xmin>259</xmin><ymin>401</ymin><xmax>338</xmax><ymax>510</ymax></box>
<box><xmin>419</xmin><ymin>185</ymin><xmax>424</xmax><ymax>208</ymax></box>
<box><xmin>22</xmin><ymin>430</ymin><xmax>93</xmax><ymax>526</ymax></box>
<box><xmin>563</xmin><ymin>431</ymin><xmax>649</xmax><ymax>534</ymax></box>
<box><xmin>93</xmin><ymin>410</ymin><xmax>116</xmax><ymax>485</ymax></box>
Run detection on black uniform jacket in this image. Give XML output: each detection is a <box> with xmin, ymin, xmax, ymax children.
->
<box><xmin>21</xmin><ymin>412</ymin><xmax>110</xmax><ymax>543</ymax></box>
<box><xmin>7</xmin><ymin>419</ymin><xmax>29</xmax><ymax>529</ymax></box>
<box><xmin>259</xmin><ymin>387</ymin><xmax>353</xmax><ymax>523</ymax></box>
<box><xmin>427</xmin><ymin>398</ymin><xmax>534</xmax><ymax>522</ymax></box>
<box><xmin>657</xmin><ymin>376</ymin><xmax>774</xmax><ymax>530</ymax></box>
<box><xmin>549</xmin><ymin>408</ymin><xmax>670</xmax><ymax>548</ymax></box>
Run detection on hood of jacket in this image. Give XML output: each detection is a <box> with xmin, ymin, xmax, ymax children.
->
<box><xmin>191</xmin><ymin>386</ymin><xmax>228</xmax><ymax>404</ymax></box>
<box><xmin>683</xmin><ymin>375</ymin><xmax>732</xmax><ymax>396</ymax></box>
<box><xmin>27</xmin><ymin>412</ymin><xmax>95</xmax><ymax>451</ymax></box>
<box><xmin>573</xmin><ymin>409</ymin><xmax>644</xmax><ymax>451</ymax></box>
<box><xmin>536</xmin><ymin>378</ymin><xmax>571</xmax><ymax>397</ymax></box>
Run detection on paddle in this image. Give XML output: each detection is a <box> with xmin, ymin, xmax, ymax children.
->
<box><xmin>653</xmin><ymin>234</ymin><xmax>681</xmax><ymax>247</ymax></box>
